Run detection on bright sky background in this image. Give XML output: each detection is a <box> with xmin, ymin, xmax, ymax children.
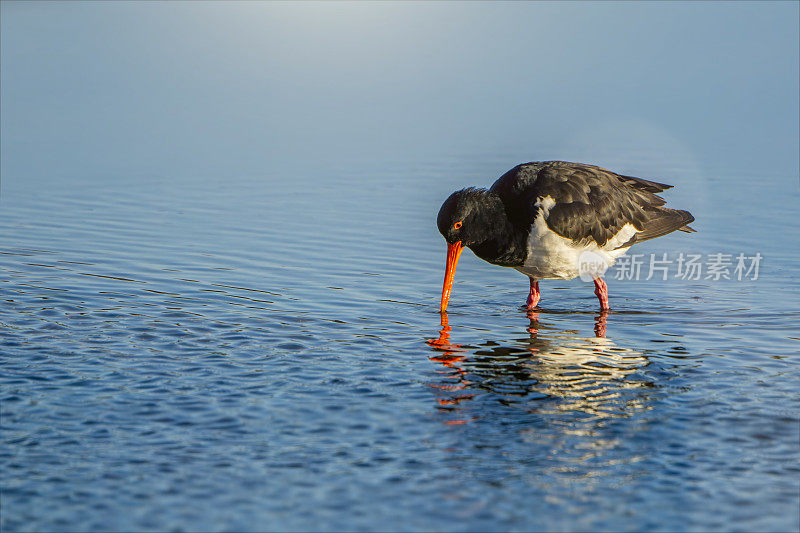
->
<box><xmin>2</xmin><ymin>1</ymin><xmax>798</xmax><ymax>182</ymax></box>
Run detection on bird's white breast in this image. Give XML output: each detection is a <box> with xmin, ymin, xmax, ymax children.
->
<box><xmin>513</xmin><ymin>196</ymin><xmax>637</xmax><ymax>280</ymax></box>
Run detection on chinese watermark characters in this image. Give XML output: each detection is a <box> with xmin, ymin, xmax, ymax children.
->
<box><xmin>576</xmin><ymin>251</ymin><xmax>763</xmax><ymax>282</ymax></box>
<box><xmin>610</xmin><ymin>252</ymin><xmax>762</xmax><ymax>281</ymax></box>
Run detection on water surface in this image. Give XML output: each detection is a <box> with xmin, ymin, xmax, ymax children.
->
<box><xmin>1</xmin><ymin>2</ymin><xmax>799</xmax><ymax>531</ymax></box>
<box><xmin>2</xmin><ymin>157</ymin><xmax>798</xmax><ymax>531</ymax></box>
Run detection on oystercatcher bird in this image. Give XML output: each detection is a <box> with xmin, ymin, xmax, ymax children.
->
<box><xmin>437</xmin><ymin>161</ymin><xmax>695</xmax><ymax>312</ymax></box>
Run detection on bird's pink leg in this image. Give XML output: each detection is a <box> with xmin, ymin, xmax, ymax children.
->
<box><xmin>526</xmin><ymin>279</ymin><xmax>540</xmax><ymax>309</ymax></box>
<box><xmin>593</xmin><ymin>277</ymin><xmax>610</xmax><ymax>311</ymax></box>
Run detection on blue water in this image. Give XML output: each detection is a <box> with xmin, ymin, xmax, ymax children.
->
<box><xmin>2</xmin><ymin>3</ymin><xmax>799</xmax><ymax>532</ymax></box>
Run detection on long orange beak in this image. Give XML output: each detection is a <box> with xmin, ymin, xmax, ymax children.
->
<box><xmin>440</xmin><ymin>241</ymin><xmax>463</xmax><ymax>312</ymax></box>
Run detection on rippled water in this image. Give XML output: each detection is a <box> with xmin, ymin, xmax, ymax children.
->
<box><xmin>1</xmin><ymin>154</ymin><xmax>798</xmax><ymax>531</ymax></box>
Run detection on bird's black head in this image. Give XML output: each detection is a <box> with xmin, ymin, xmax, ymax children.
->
<box><xmin>436</xmin><ymin>187</ymin><xmax>521</xmax><ymax>312</ymax></box>
<box><xmin>437</xmin><ymin>187</ymin><xmax>505</xmax><ymax>247</ymax></box>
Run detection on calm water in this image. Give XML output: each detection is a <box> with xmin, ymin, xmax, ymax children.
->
<box><xmin>1</xmin><ymin>155</ymin><xmax>798</xmax><ymax>532</ymax></box>
<box><xmin>2</xmin><ymin>2</ymin><xmax>799</xmax><ymax>532</ymax></box>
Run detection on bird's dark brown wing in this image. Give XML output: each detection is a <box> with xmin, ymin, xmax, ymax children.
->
<box><xmin>490</xmin><ymin>161</ymin><xmax>695</xmax><ymax>247</ymax></box>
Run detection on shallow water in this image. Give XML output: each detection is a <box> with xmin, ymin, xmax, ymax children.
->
<box><xmin>1</xmin><ymin>156</ymin><xmax>798</xmax><ymax>532</ymax></box>
<box><xmin>2</xmin><ymin>2</ymin><xmax>799</xmax><ymax>531</ymax></box>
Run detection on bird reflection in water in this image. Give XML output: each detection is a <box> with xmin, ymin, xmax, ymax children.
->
<box><xmin>427</xmin><ymin>310</ymin><xmax>651</xmax><ymax>425</ymax></box>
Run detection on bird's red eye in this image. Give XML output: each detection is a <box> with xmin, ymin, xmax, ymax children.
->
<box><xmin>453</xmin><ymin>221</ymin><xmax>463</xmax><ymax>229</ymax></box>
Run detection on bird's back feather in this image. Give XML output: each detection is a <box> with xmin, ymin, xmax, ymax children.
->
<box><xmin>490</xmin><ymin>161</ymin><xmax>695</xmax><ymax>248</ymax></box>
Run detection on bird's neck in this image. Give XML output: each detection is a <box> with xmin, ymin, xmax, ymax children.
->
<box><xmin>468</xmin><ymin>194</ymin><xmax>527</xmax><ymax>267</ymax></box>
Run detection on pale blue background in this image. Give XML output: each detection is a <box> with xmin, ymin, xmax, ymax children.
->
<box><xmin>2</xmin><ymin>1</ymin><xmax>798</xmax><ymax>182</ymax></box>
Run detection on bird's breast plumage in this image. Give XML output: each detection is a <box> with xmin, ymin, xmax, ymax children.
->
<box><xmin>513</xmin><ymin>195</ymin><xmax>636</xmax><ymax>280</ymax></box>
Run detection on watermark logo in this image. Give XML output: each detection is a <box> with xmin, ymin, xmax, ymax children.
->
<box><xmin>576</xmin><ymin>251</ymin><xmax>762</xmax><ymax>282</ymax></box>
<box><xmin>577</xmin><ymin>250</ymin><xmax>611</xmax><ymax>282</ymax></box>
